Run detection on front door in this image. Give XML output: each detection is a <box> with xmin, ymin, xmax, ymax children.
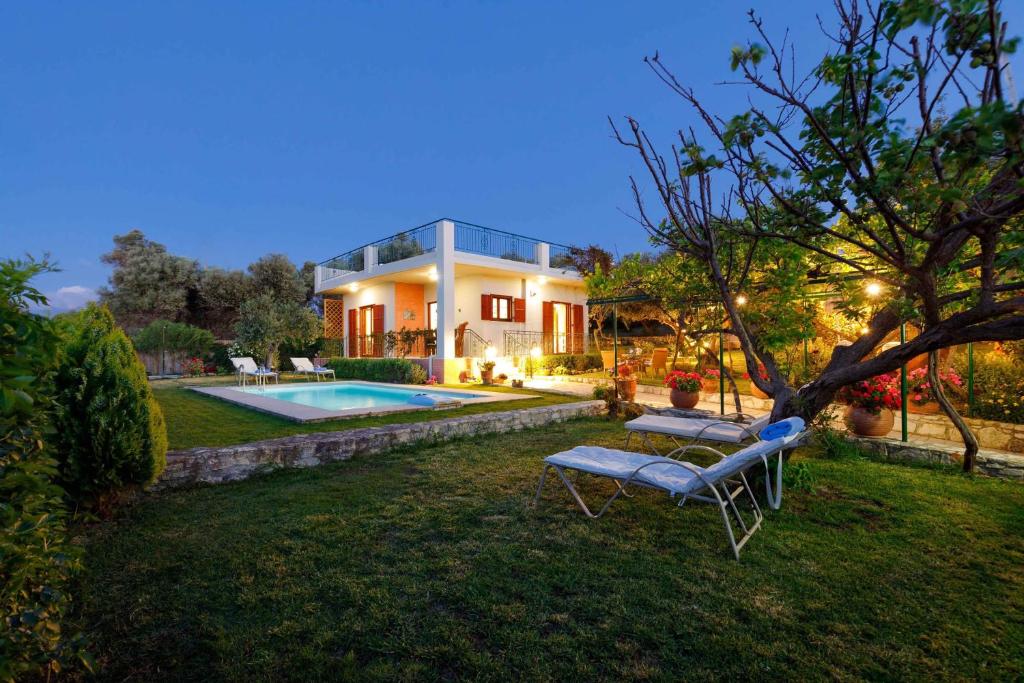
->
<box><xmin>551</xmin><ymin>302</ymin><xmax>570</xmax><ymax>354</ymax></box>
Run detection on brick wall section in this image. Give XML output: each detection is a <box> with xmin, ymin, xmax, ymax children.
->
<box><xmin>154</xmin><ymin>400</ymin><xmax>605</xmax><ymax>491</ymax></box>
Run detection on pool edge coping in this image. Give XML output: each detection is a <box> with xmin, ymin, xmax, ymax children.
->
<box><xmin>191</xmin><ymin>380</ymin><xmax>537</xmax><ymax>423</ymax></box>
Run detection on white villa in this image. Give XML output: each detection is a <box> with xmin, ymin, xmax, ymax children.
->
<box><xmin>314</xmin><ymin>218</ymin><xmax>589</xmax><ymax>382</ymax></box>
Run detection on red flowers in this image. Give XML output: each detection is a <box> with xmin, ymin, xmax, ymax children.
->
<box><xmin>906</xmin><ymin>367</ymin><xmax>963</xmax><ymax>405</ymax></box>
<box><xmin>837</xmin><ymin>373</ymin><xmax>901</xmax><ymax>414</ymax></box>
<box><xmin>664</xmin><ymin>370</ymin><xmax>704</xmax><ymax>392</ymax></box>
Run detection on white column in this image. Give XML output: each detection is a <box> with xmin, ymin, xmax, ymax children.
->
<box><xmin>435</xmin><ymin>220</ymin><xmax>456</xmax><ymax>359</ymax></box>
<box><xmin>364</xmin><ymin>245</ymin><xmax>377</xmax><ymax>273</ymax></box>
<box><xmin>537</xmin><ymin>242</ymin><xmax>550</xmax><ymax>269</ymax></box>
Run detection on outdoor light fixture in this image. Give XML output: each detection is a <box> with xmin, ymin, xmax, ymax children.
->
<box><xmin>427</xmin><ymin>267</ymin><xmax>438</xmax><ymax>281</ymax></box>
<box><xmin>485</xmin><ymin>345</ymin><xmax>497</xmax><ymax>361</ymax></box>
<box><xmin>529</xmin><ymin>345</ymin><xmax>541</xmax><ymax>379</ymax></box>
<box><xmin>865</xmin><ymin>282</ymin><xmax>882</xmax><ymax>297</ymax></box>
<box><xmin>860</xmin><ymin>326</ymin><xmax>870</xmax><ymax>335</ymax></box>
<box><xmin>735</xmin><ymin>294</ymin><xmax>747</xmax><ymax>306</ymax></box>
<box><xmin>349</xmin><ymin>283</ymin><xmax>359</xmax><ymax>292</ymax></box>
<box><xmin>537</xmin><ymin>276</ymin><xmax>548</xmax><ymax>285</ymax></box>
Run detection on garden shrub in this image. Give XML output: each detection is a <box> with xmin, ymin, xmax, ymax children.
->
<box><xmin>540</xmin><ymin>353</ymin><xmax>602</xmax><ymax>374</ymax></box>
<box><xmin>51</xmin><ymin>304</ymin><xmax>168</xmax><ymax>508</ymax></box>
<box><xmin>0</xmin><ymin>259</ymin><xmax>88</xmax><ymax>679</ymax></box>
<box><xmin>970</xmin><ymin>346</ymin><xmax>1024</xmax><ymax>423</ymax></box>
<box><xmin>327</xmin><ymin>358</ymin><xmax>427</xmax><ymax>384</ymax></box>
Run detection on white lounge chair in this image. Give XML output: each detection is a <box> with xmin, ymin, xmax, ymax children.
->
<box><xmin>290</xmin><ymin>357</ymin><xmax>336</xmax><ymax>381</ymax></box>
<box><xmin>230</xmin><ymin>357</ymin><xmax>279</xmax><ymax>387</ymax></box>
<box><xmin>625</xmin><ymin>412</ymin><xmax>772</xmax><ymax>454</ymax></box>
<box><xmin>534</xmin><ymin>417</ymin><xmax>806</xmax><ymax>560</ymax></box>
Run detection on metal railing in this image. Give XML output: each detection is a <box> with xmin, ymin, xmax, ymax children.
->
<box><xmin>454</xmin><ymin>221</ymin><xmax>539</xmax><ymax>264</ymax></box>
<box><xmin>373</xmin><ymin>223</ymin><xmax>436</xmax><ymax>266</ymax></box>
<box><xmin>333</xmin><ymin>330</ymin><xmax>438</xmax><ymax>358</ymax></box>
<box><xmin>320</xmin><ymin>248</ymin><xmax>365</xmax><ymax>279</ymax></box>
<box><xmin>504</xmin><ymin>329</ymin><xmax>585</xmax><ymax>356</ymax></box>
<box><xmin>548</xmin><ymin>244</ymin><xmax>574</xmax><ymax>270</ymax></box>
<box><xmin>460</xmin><ymin>328</ymin><xmax>490</xmax><ymax>358</ymax></box>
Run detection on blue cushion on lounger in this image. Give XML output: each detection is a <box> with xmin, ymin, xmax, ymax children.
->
<box><xmin>757</xmin><ymin>416</ymin><xmax>805</xmax><ymax>442</ymax></box>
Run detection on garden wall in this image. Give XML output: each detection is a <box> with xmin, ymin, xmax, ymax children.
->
<box><xmin>850</xmin><ymin>436</ymin><xmax>1024</xmax><ymax>480</ymax></box>
<box><xmin>153</xmin><ymin>400</ymin><xmax>605</xmax><ymax>490</ymax></box>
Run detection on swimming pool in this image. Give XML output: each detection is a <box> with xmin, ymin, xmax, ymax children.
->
<box><xmin>239</xmin><ymin>382</ymin><xmax>484</xmax><ymax>411</ymax></box>
<box><xmin>193</xmin><ymin>381</ymin><xmax>533</xmax><ymax>422</ymax></box>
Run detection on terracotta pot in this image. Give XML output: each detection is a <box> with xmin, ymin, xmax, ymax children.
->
<box><xmin>480</xmin><ymin>370</ymin><xmax>493</xmax><ymax>384</ymax></box>
<box><xmin>670</xmin><ymin>388</ymin><xmax>700</xmax><ymax>409</ymax></box>
<box><xmin>702</xmin><ymin>379</ymin><xmax>721</xmax><ymax>393</ymax></box>
<box><xmin>905</xmin><ymin>346</ymin><xmax>952</xmax><ymax>372</ymax></box>
<box><xmin>844</xmin><ymin>405</ymin><xmax>894</xmax><ymax>437</ymax></box>
<box><xmin>750</xmin><ymin>384</ymin><xmax>769</xmax><ymax>400</ymax></box>
<box><xmin>616</xmin><ymin>378</ymin><xmax>637</xmax><ymax>402</ymax></box>
<box><xmin>908</xmin><ymin>400</ymin><xmax>940</xmax><ymax>415</ymax></box>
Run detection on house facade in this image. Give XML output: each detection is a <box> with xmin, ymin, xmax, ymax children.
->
<box><xmin>314</xmin><ymin>219</ymin><xmax>589</xmax><ymax>382</ymax></box>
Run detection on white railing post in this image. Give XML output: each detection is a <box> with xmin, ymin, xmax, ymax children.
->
<box><xmin>436</xmin><ymin>221</ymin><xmax>456</xmax><ymax>368</ymax></box>
<box><xmin>537</xmin><ymin>242</ymin><xmax>550</xmax><ymax>268</ymax></box>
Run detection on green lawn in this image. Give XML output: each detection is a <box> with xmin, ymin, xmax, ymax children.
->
<box><xmin>153</xmin><ymin>377</ymin><xmax>579</xmax><ymax>450</ymax></box>
<box><xmin>72</xmin><ymin>418</ymin><xmax>1024</xmax><ymax>681</ymax></box>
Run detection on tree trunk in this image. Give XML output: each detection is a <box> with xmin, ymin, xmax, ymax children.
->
<box><xmin>928</xmin><ymin>350</ymin><xmax>978</xmax><ymax>472</ymax></box>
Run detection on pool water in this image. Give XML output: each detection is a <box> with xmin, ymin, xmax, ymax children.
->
<box><xmin>237</xmin><ymin>382</ymin><xmax>484</xmax><ymax>411</ymax></box>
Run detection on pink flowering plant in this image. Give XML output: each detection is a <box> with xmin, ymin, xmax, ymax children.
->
<box><xmin>425</xmin><ymin>375</ymin><xmax>438</xmax><ymax>385</ymax></box>
<box><xmin>906</xmin><ymin>367</ymin><xmax>963</xmax><ymax>406</ymax></box>
<box><xmin>837</xmin><ymin>374</ymin><xmax>901</xmax><ymax>414</ymax></box>
<box><xmin>664</xmin><ymin>370</ymin><xmax>704</xmax><ymax>393</ymax></box>
<box><xmin>183</xmin><ymin>356</ymin><xmax>205</xmax><ymax>377</ymax></box>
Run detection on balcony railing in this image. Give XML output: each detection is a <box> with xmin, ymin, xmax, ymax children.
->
<box><xmin>317</xmin><ymin>219</ymin><xmax>577</xmax><ymax>286</ymax></box>
<box><xmin>373</xmin><ymin>223</ymin><xmax>436</xmax><ymax>266</ymax></box>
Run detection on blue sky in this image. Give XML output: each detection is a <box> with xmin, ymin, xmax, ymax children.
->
<box><xmin>3</xmin><ymin>1</ymin><xmax>1023</xmax><ymax>308</ymax></box>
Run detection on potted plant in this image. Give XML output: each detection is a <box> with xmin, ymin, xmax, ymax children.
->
<box><xmin>702</xmin><ymin>367</ymin><xmax>721</xmax><ymax>392</ymax></box>
<box><xmin>664</xmin><ymin>370</ymin><xmax>704</xmax><ymax>409</ymax></box>
<box><xmin>906</xmin><ymin>366</ymin><xmax>963</xmax><ymax>414</ymax></box>
<box><xmin>480</xmin><ymin>361</ymin><xmax>496</xmax><ymax>384</ymax></box>
<box><xmin>743</xmin><ymin>365</ymin><xmax>770</xmax><ymax>399</ymax></box>
<box><xmin>511</xmin><ymin>378</ymin><xmax>524</xmax><ymax>388</ymax></box>
<box><xmin>615</xmin><ymin>364</ymin><xmax>637</xmax><ymax>401</ymax></box>
<box><xmin>838</xmin><ymin>374</ymin><xmax>901</xmax><ymax>437</ymax></box>
<box><xmin>495</xmin><ymin>372</ymin><xmax>508</xmax><ymax>385</ymax></box>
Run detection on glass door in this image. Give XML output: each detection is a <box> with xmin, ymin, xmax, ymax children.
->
<box><xmin>552</xmin><ymin>302</ymin><xmax>569</xmax><ymax>354</ymax></box>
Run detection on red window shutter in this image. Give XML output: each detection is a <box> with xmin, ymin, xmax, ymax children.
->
<box><xmin>541</xmin><ymin>301</ymin><xmax>553</xmax><ymax>354</ymax></box>
<box><xmin>571</xmin><ymin>304</ymin><xmax>584</xmax><ymax>353</ymax></box>
<box><xmin>481</xmin><ymin>294</ymin><xmax>493</xmax><ymax>321</ymax></box>
<box><xmin>513</xmin><ymin>297</ymin><xmax>526</xmax><ymax>323</ymax></box>
<box><xmin>347</xmin><ymin>308</ymin><xmax>358</xmax><ymax>357</ymax></box>
<box><xmin>372</xmin><ymin>305</ymin><xmax>386</xmax><ymax>357</ymax></box>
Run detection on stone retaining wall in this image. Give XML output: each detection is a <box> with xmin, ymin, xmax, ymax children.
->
<box><xmin>565</xmin><ymin>376</ymin><xmax>1024</xmax><ymax>453</ymax></box>
<box><xmin>154</xmin><ymin>400</ymin><xmax>605</xmax><ymax>491</ymax></box>
<box><xmin>849</xmin><ymin>436</ymin><xmax>1024</xmax><ymax>480</ymax></box>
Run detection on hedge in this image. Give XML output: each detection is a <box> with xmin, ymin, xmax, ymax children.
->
<box><xmin>540</xmin><ymin>353</ymin><xmax>603</xmax><ymax>374</ymax></box>
<box><xmin>326</xmin><ymin>358</ymin><xmax>428</xmax><ymax>384</ymax></box>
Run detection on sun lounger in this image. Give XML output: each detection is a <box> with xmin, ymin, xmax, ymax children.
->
<box><xmin>230</xmin><ymin>357</ymin><xmax>279</xmax><ymax>387</ymax></box>
<box><xmin>624</xmin><ymin>412</ymin><xmax>771</xmax><ymax>453</ymax></box>
<box><xmin>290</xmin><ymin>357</ymin><xmax>336</xmax><ymax>381</ymax></box>
<box><xmin>534</xmin><ymin>417</ymin><xmax>806</xmax><ymax>560</ymax></box>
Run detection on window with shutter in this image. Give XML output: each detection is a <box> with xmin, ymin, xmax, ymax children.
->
<box><xmin>513</xmin><ymin>297</ymin><xmax>526</xmax><ymax>323</ymax></box>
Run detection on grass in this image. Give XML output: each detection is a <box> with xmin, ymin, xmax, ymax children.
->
<box><xmin>152</xmin><ymin>376</ymin><xmax>580</xmax><ymax>450</ymax></box>
<box><xmin>72</xmin><ymin>418</ymin><xmax>1024</xmax><ymax>681</ymax></box>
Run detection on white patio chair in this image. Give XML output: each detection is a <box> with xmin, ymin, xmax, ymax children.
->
<box><xmin>533</xmin><ymin>417</ymin><xmax>806</xmax><ymax>560</ymax></box>
<box><xmin>230</xmin><ymin>357</ymin><xmax>279</xmax><ymax>387</ymax></box>
<box><xmin>290</xmin><ymin>357</ymin><xmax>336</xmax><ymax>382</ymax></box>
<box><xmin>624</xmin><ymin>412</ymin><xmax>772</xmax><ymax>454</ymax></box>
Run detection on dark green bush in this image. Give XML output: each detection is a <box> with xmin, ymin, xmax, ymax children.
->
<box><xmin>0</xmin><ymin>259</ymin><xmax>88</xmax><ymax>679</ymax></box>
<box><xmin>51</xmin><ymin>304</ymin><xmax>168</xmax><ymax>508</ymax></box>
<box><xmin>540</xmin><ymin>353</ymin><xmax>602</xmax><ymax>374</ymax></box>
<box><xmin>327</xmin><ymin>358</ymin><xmax>427</xmax><ymax>384</ymax></box>
<box><xmin>132</xmin><ymin>319</ymin><xmax>214</xmax><ymax>356</ymax></box>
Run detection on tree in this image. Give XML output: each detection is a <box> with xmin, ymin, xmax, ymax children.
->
<box><xmin>234</xmin><ymin>294</ymin><xmax>321</xmax><ymax>368</ymax></box>
<box><xmin>249</xmin><ymin>254</ymin><xmax>308</xmax><ymax>306</ymax></box>
<box><xmin>99</xmin><ymin>229</ymin><xmax>200</xmax><ymax>331</ymax></box>
<box><xmin>51</xmin><ymin>304</ymin><xmax>168</xmax><ymax>508</ymax></box>
<box><xmin>196</xmin><ymin>267</ymin><xmax>252</xmax><ymax>336</ymax></box>
<box><xmin>614</xmin><ymin>0</ymin><xmax>1024</xmax><ymax>471</ymax></box>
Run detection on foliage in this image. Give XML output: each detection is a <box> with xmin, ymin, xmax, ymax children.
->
<box><xmin>0</xmin><ymin>258</ymin><xmax>87</xmax><ymax>680</ymax></box>
<box><xmin>906</xmin><ymin>366</ymin><xmax>964</xmax><ymax>406</ymax></box>
<box><xmin>664</xmin><ymin>370</ymin><xmax>703</xmax><ymax>392</ymax></box>
<box><xmin>566</xmin><ymin>244</ymin><xmax>613</xmax><ymax>275</ymax></box>
<box><xmin>326</xmin><ymin>358</ymin><xmax>428</xmax><ymax>384</ymax></box>
<box><xmin>836</xmin><ymin>374</ymin><xmax>901</xmax><ymax>414</ymax></box>
<box><xmin>782</xmin><ymin>461</ymin><xmax>815</xmax><ymax>493</ymax></box>
<box><xmin>480</xmin><ymin>361</ymin><xmax>496</xmax><ymax>372</ymax></box>
<box><xmin>234</xmin><ymin>295</ymin><xmax>321</xmax><ymax>368</ymax></box>
<box><xmin>182</xmin><ymin>357</ymin><xmax>205</xmax><ymax>377</ymax></box>
<box><xmin>540</xmin><ymin>353</ymin><xmax>603</xmax><ymax>374</ymax></box>
<box><xmin>99</xmin><ymin>230</ymin><xmax>200</xmax><ymax>331</ymax></box>
<box><xmin>51</xmin><ymin>304</ymin><xmax>168</xmax><ymax>507</ymax></box>
<box><xmin>249</xmin><ymin>254</ymin><xmax>307</xmax><ymax>306</ymax></box>
<box><xmin>195</xmin><ymin>267</ymin><xmax>252</xmax><ymax>338</ymax></box>
<box><xmin>132</xmin><ymin>319</ymin><xmax>215</xmax><ymax>356</ymax></box>
<box><xmin>970</xmin><ymin>346</ymin><xmax>1024</xmax><ymax>423</ymax></box>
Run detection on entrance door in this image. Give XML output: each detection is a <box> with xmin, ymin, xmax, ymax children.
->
<box><xmin>427</xmin><ymin>301</ymin><xmax>437</xmax><ymax>330</ymax></box>
<box><xmin>551</xmin><ymin>302</ymin><xmax>570</xmax><ymax>354</ymax></box>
